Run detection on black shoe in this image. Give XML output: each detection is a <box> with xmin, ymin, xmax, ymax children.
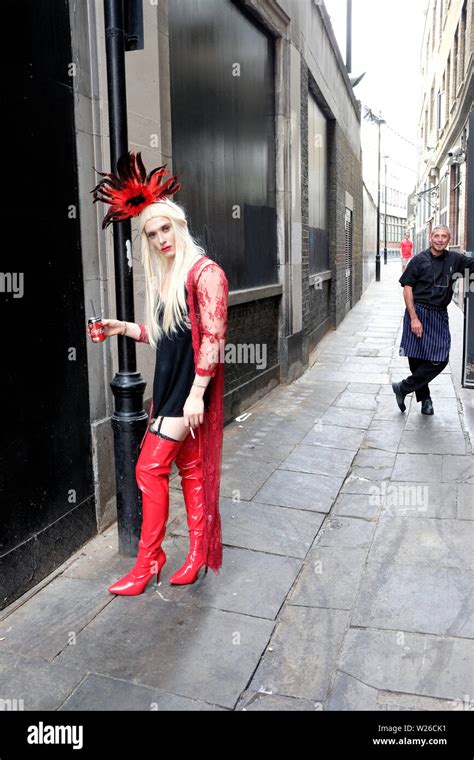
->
<box><xmin>392</xmin><ymin>381</ymin><xmax>407</xmax><ymax>412</ymax></box>
<box><xmin>421</xmin><ymin>398</ymin><xmax>434</xmax><ymax>415</ymax></box>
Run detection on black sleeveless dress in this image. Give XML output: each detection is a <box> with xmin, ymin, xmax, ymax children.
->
<box><xmin>152</xmin><ymin>287</ymin><xmax>211</xmax><ymax>417</ymax></box>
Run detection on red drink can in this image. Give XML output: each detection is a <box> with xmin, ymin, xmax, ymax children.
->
<box><xmin>88</xmin><ymin>317</ymin><xmax>106</xmax><ymax>342</ymax></box>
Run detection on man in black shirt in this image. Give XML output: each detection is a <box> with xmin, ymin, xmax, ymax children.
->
<box><xmin>393</xmin><ymin>226</ymin><xmax>474</xmax><ymax>414</ymax></box>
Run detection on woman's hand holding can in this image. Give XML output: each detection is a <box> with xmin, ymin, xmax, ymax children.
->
<box><xmin>87</xmin><ymin>318</ymin><xmax>128</xmax><ymax>342</ymax></box>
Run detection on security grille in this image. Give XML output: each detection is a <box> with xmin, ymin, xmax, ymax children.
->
<box><xmin>344</xmin><ymin>207</ymin><xmax>353</xmax><ymax>311</ymax></box>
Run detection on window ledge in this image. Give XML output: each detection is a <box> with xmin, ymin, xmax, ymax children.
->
<box><xmin>228</xmin><ymin>283</ymin><xmax>283</xmax><ymax>307</ymax></box>
<box><xmin>309</xmin><ymin>270</ymin><xmax>332</xmax><ymax>287</ymax></box>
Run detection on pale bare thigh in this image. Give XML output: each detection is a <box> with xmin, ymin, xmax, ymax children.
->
<box><xmin>150</xmin><ymin>415</ymin><xmax>190</xmax><ymax>442</ymax></box>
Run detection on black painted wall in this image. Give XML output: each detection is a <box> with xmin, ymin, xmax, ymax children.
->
<box><xmin>0</xmin><ymin>0</ymin><xmax>96</xmax><ymax>608</ymax></box>
<box><xmin>168</xmin><ymin>0</ymin><xmax>277</xmax><ymax>290</ymax></box>
<box><xmin>168</xmin><ymin>0</ymin><xmax>281</xmax><ymax>415</ymax></box>
<box><xmin>301</xmin><ymin>63</ymin><xmax>333</xmax><ymax>352</ymax></box>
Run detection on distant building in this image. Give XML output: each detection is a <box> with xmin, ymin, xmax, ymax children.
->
<box><xmin>381</xmin><ymin>163</ymin><xmax>411</xmax><ymax>257</ymax></box>
<box><xmin>416</xmin><ymin>0</ymin><xmax>472</xmax><ymax>255</ymax></box>
<box><xmin>361</xmin><ymin>114</ymin><xmax>415</xmax><ymax>274</ymax></box>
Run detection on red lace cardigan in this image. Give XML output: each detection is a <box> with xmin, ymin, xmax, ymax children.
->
<box><xmin>137</xmin><ymin>256</ymin><xmax>228</xmax><ymax>572</ymax></box>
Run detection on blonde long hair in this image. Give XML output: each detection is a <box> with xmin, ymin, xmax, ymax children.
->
<box><xmin>139</xmin><ymin>199</ymin><xmax>206</xmax><ymax>349</ymax></box>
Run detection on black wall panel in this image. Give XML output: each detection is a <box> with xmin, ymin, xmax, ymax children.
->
<box><xmin>168</xmin><ymin>0</ymin><xmax>277</xmax><ymax>290</ymax></box>
<box><xmin>0</xmin><ymin>0</ymin><xmax>96</xmax><ymax>608</ymax></box>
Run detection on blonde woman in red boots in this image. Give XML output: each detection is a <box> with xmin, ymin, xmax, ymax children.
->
<box><xmin>90</xmin><ymin>152</ymin><xmax>228</xmax><ymax>595</ymax></box>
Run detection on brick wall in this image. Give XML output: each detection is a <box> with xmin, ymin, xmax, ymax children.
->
<box><xmin>302</xmin><ymin>61</ymin><xmax>363</xmax><ymax>340</ymax></box>
<box><xmin>301</xmin><ymin>62</ymin><xmax>333</xmax><ymax>353</ymax></box>
<box><xmin>300</xmin><ymin>61</ymin><xmax>311</xmax><ymax>337</ymax></box>
<box><xmin>224</xmin><ymin>296</ymin><xmax>281</xmax><ymax>421</ymax></box>
<box><xmin>328</xmin><ymin>121</ymin><xmax>363</xmax><ymax>327</ymax></box>
<box><xmin>307</xmin><ymin>280</ymin><xmax>332</xmax><ymax>351</ymax></box>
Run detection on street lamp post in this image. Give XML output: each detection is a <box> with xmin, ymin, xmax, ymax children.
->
<box><xmin>346</xmin><ymin>0</ymin><xmax>352</xmax><ymax>71</ymax></box>
<box><xmin>103</xmin><ymin>0</ymin><xmax>148</xmax><ymax>557</ymax></box>
<box><xmin>364</xmin><ymin>107</ymin><xmax>385</xmax><ymax>282</ymax></box>
<box><xmin>384</xmin><ymin>156</ymin><xmax>389</xmax><ymax>265</ymax></box>
<box><xmin>375</xmin><ymin>116</ymin><xmax>385</xmax><ymax>281</ymax></box>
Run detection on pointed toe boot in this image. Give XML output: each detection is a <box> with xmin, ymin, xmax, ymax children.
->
<box><xmin>169</xmin><ymin>429</ymin><xmax>208</xmax><ymax>586</ymax></box>
<box><xmin>108</xmin><ymin>431</ymin><xmax>185</xmax><ymax>596</ymax></box>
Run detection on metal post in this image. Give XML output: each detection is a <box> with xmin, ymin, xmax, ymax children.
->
<box><xmin>346</xmin><ymin>0</ymin><xmax>352</xmax><ymax>72</ymax></box>
<box><xmin>467</xmin><ymin>110</ymin><xmax>474</xmax><ymax>251</ymax></box>
<box><xmin>376</xmin><ymin>119</ymin><xmax>382</xmax><ymax>281</ymax></box>
<box><xmin>384</xmin><ymin>157</ymin><xmax>388</xmax><ymax>265</ymax></box>
<box><xmin>462</xmin><ymin>109</ymin><xmax>474</xmax><ymax>387</ymax></box>
<box><xmin>362</xmin><ymin>107</ymin><xmax>385</xmax><ymax>282</ymax></box>
<box><xmin>104</xmin><ymin>0</ymin><xmax>147</xmax><ymax>556</ymax></box>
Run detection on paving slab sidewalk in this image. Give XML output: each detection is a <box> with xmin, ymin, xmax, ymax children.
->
<box><xmin>1</xmin><ymin>261</ymin><xmax>473</xmax><ymax>712</ymax></box>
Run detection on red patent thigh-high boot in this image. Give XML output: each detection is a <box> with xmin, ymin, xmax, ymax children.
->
<box><xmin>108</xmin><ymin>430</ymin><xmax>185</xmax><ymax>595</ymax></box>
<box><xmin>169</xmin><ymin>428</ymin><xmax>208</xmax><ymax>585</ymax></box>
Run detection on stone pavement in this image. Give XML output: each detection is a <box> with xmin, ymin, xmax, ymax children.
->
<box><xmin>1</xmin><ymin>261</ymin><xmax>473</xmax><ymax>712</ymax></box>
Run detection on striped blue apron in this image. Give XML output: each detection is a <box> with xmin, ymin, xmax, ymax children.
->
<box><xmin>399</xmin><ymin>302</ymin><xmax>451</xmax><ymax>361</ymax></box>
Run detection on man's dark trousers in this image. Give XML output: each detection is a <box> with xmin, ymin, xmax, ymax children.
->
<box><xmin>400</xmin><ymin>357</ymin><xmax>449</xmax><ymax>402</ymax></box>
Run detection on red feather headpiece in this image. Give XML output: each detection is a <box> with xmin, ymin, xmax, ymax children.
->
<box><xmin>91</xmin><ymin>151</ymin><xmax>181</xmax><ymax>229</ymax></box>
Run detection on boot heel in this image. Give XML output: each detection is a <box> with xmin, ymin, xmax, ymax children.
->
<box><xmin>169</xmin><ymin>560</ymin><xmax>207</xmax><ymax>585</ymax></box>
<box><xmin>152</xmin><ymin>551</ymin><xmax>166</xmax><ymax>585</ymax></box>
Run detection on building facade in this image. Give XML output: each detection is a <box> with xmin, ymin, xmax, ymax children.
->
<box><xmin>381</xmin><ymin>163</ymin><xmax>411</xmax><ymax>259</ymax></box>
<box><xmin>1</xmin><ymin>0</ymin><xmax>363</xmax><ymax>607</ymax></box>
